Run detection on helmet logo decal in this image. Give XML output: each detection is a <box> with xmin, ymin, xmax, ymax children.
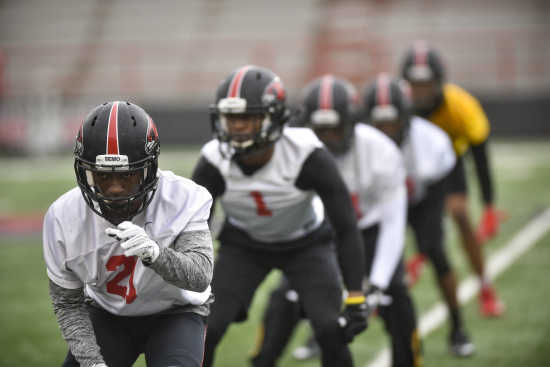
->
<box><xmin>319</xmin><ymin>75</ymin><xmax>334</xmax><ymax>109</ymax></box>
<box><xmin>228</xmin><ymin>65</ymin><xmax>253</xmax><ymax>98</ymax></box>
<box><xmin>264</xmin><ymin>78</ymin><xmax>286</xmax><ymax>100</ymax></box>
<box><xmin>74</xmin><ymin>123</ymin><xmax>84</xmax><ymax>155</ymax></box>
<box><xmin>376</xmin><ymin>73</ymin><xmax>391</xmax><ymax>106</ymax></box>
<box><xmin>106</xmin><ymin>101</ymin><xmax>120</xmax><ymax>154</ymax></box>
<box><xmin>145</xmin><ymin>116</ymin><xmax>159</xmax><ymax>154</ymax></box>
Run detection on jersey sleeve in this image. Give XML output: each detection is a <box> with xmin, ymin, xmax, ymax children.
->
<box><xmin>368</xmin><ymin>186</ymin><xmax>407</xmax><ymax>289</ymax></box>
<box><xmin>453</xmin><ymin>86</ymin><xmax>490</xmax><ymax>145</ymax></box>
<box><xmin>368</xmin><ymin>138</ymin><xmax>407</xmax><ymax>289</ymax></box>
<box><xmin>412</xmin><ymin>117</ymin><xmax>457</xmax><ymax>182</ymax></box>
<box><xmin>42</xmin><ymin>205</ymin><xmax>83</xmax><ymax>289</ymax></box>
<box><xmin>434</xmin><ymin>128</ymin><xmax>457</xmax><ymax>180</ymax></box>
<box><xmin>191</xmin><ymin>155</ymin><xmax>226</xmax><ymax>200</ymax></box>
<box><xmin>296</xmin><ymin>148</ymin><xmax>365</xmax><ymax>291</ymax></box>
<box><xmin>182</xmin><ymin>184</ymin><xmax>213</xmax><ymax>232</ymax></box>
<box><xmin>373</xmin><ymin>139</ymin><xmax>407</xmax><ymax>204</ymax></box>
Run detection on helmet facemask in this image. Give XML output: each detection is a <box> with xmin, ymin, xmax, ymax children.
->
<box><xmin>369</xmin><ymin>106</ymin><xmax>407</xmax><ymax>146</ymax></box>
<box><xmin>407</xmin><ymin>79</ymin><xmax>443</xmax><ymax>117</ymax></box>
<box><xmin>74</xmin><ymin>154</ymin><xmax>158</xmax><ymax>225</ymax></box>
<box><xmin>309</xmin><ymin>109</ymin><xmax>354</xmax><ymax>156</ymax></box>
<box><xmin>212</xmin><ymin>97</ymin><xmax>279</xmax><ymax>156</ymax></box>
<box><xmin>365</xmin><ymin>75</ymin><xmax>412</xmax><ymax>146</ymax></box>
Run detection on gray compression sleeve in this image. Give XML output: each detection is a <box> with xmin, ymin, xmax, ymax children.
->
<box><xmin>148</xmin><ymin>229</ymin><xmax>214</xmax><ymax>292</ymax></box>
<box><xmin>48</xmin><ymin>280</ymin><xmax>105</xmax><ymax>367</ymax></box>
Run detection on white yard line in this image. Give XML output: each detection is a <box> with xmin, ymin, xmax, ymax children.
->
<box><xmin>366</xmin><ymin>207</ymin><xmax>550</xmax><ymax>367</ymax></box>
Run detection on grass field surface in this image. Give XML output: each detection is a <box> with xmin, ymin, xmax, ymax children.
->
<box><xmin>0</xmin><ymin>139</ymin><xmax>549</xmax><ymax>366</ymax></box>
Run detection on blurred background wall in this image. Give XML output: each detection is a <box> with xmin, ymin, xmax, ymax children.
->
<box><xmin>0</xmin><ymin>0</ymin><xmax>549</xmax><ymax>154</ymax></box>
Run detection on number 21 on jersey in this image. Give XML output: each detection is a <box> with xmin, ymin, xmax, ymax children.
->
<box><xmin>106</xmin><ymin>255</ymin><xmax>137</xmax><ymax>304</ymax></box>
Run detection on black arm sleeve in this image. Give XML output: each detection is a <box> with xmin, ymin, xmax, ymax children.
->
<box><xmin>191</xmin><ymin>155</ymin><xmax>225</xmax><ymax>221</ymax></box>
<box><xmin>296</xmin><ymin>148</ymin><xmax>365</xmax><ymax>291</ymax></box>
<box><xmin>471</xmin><ymin>139</ymin><xmax>494</xmax><ymax>205</ymax></box>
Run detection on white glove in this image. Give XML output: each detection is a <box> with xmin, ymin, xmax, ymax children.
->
<box><xmin>106</xmin><ymin>221</ymin><xmax>160</xmax><ymax>265</ymax></box>
<box><xmin>366</xmin><ymin>285</ymin><xmax>393</xmax><ymax>308</ymax></box>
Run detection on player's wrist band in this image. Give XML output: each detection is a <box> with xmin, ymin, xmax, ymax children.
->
<box><xmin>345</xmin><ymin>296</ymin><xmax>366</xmax><ymax>305</ymax></box>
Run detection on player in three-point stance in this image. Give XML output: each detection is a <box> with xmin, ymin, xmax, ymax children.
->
<box><xmin>43</xmin><ymin>101</ymin><xmax>214</xmax><ymax>367</ymax></box>
<box><xmin>400</xmin><ymin>42</ymin><xmax>505</xmax><ymax>317</ymax></box>
<box><xmin>366</xmin><ymin>74</ymin><xmax>475</xmax><ymax>357</ymax></box>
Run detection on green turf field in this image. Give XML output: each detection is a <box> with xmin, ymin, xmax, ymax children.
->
<box><xmin>0</xmin><ymin>139</ymin><xmax>549</xmax><ymax>367</ymax></box>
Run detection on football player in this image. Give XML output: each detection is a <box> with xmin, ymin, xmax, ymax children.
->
<box><xmin>400</xmin><ymin>41</ymin><xmax>505</xmax><ymax>317</ymax></box>
<box><xmin>366</xmin><ymin>74</ymin><xmax>475</xmax><ymax>356</ymax></box>
<box><xmin>191</xmin><ymin>66</ymin><xmax>368</xmax><ymax>367</ymax></box>
<box><xmin>43</xmin><ymin>101</ymin><xmax>214</xmax><ymax>367</ymax></box>
<box><xmin>250</xmin><ymin>75</ymin><xmax>422</xmax><ymax>367</ymax></box>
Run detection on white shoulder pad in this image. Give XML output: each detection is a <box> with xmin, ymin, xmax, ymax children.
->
<box><xmin>409</xmin><ymin>116</ymin><xmax>456</xmax><ymax>180</ymax></box>
<box><xmin>200</xmin><ymin>139</ymin><xmax>223</xmax><ymax>167</ymax></box>
<box><xmin>355</xmin><ymin>123</ymin><xmax>405</xmax><ymax>179</ymax></box>
<box><xmin>147</xmin><ymin>170</ymin><xmax>213</xmax><ymax>235</ymax></box>
<box><xmin>281</xmin><ymin>126</ymin><xmax>323</xmax><ymax>150</ymax></box>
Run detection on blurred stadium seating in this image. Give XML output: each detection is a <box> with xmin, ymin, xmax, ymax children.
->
<box><xmin>0</xmin><ymin>0</ymin><xmax>549</xmax><ymax>153</ymax></box>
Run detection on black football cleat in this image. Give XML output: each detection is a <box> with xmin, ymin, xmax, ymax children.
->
<box><xmin>449</xmin><ymin>327</ymin><xmax>475</xmax><ymax>357</ymax></box>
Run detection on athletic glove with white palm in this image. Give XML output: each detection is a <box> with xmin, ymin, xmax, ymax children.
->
<box><xmin>106</xmin><ymin>221</ymin><xmax>160</xmax><ymax>265</ymax></box>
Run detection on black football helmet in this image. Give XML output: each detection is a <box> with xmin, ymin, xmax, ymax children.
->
<box><xmin>301</xmin><ymin>74</ymin><xmax>359</xmax><ymax>155</ymax></box>
<box><xmin>74</xmin><ymin>101</ymin><xmax>160</xmax><ymax>224</ymax></box>
<box><xmin>400</xmin><ymin>41</ymin><xmax>445</xmax><ymax>83</ymax></box>
<box><xmin>210</xmin><ymin>65</ymin><xmax>290</xmax><ymax>155</ymax></box>
<box><xmin>400</xmin><ymin>41</ymin><xmax>445</xmax><ymax>116</ymax></box>
<box><xmin>363</xmin><ymin>73</ymin><xmax>412</xmax><ymax>145</ymax></box>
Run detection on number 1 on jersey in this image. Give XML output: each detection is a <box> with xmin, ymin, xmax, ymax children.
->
<box><xmin>250</xmin><ymin>191</ymin><xmax>273</xmax><ymax>216</ymax></box>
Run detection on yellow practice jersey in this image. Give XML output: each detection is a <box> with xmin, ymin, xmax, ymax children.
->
<box><xmin>427</xmin><ymin>83</ymin><xmax>490</xmax><ymax>156</ymax></box>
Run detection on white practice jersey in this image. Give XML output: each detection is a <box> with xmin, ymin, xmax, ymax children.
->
<box><xmin>333</xmin><ymin>123</ymin><xmax>407</xmax><ymax>289</ymax></box>
<box><xmin>43</xmin><ymin>170</ymin><xmax>212</xmax><ymax>316</ymax></box>
<box><xmin>402</xmin><ymin>116</ymin><xmax>456</xmax><ymax>204</ymax></box>
<box><xmin>335</xmin><ymin>123</ymin><xmax>406</xmax><ymax>229</ymax></box>
<box><xmin>201</xmin><ymin>127</ymin><xmax>324</xmax><ymax>243</ymax></box>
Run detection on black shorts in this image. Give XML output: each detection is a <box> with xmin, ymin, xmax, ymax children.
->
<box><xmin>62</xmin><ymin>307</ymin><xmax>206</xmax><ymax>367</ymax></box>
<box><xmin>357</xmin><ymin>224</ymin><xmax>421</xmax><ymax>367</ymax></box>
<box><xmin>407</xmin><ymin>177</ymin><xmax>451</xmax><ymax>276</ymax></box>
<box><xmin>447</xmin><ymin>155</ymin><xmax>467</xmax><ymax>195</ymax></box>
<box><xmin>212</xmin><ymin>235</ymin><xmax>343</xmax><ymax>323</ymax></box>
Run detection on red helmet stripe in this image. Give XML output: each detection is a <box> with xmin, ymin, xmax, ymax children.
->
<box><xmin>319</xmin><ymin>75</ymin><xmax>334</xmax><ymax>109</ymax></box>
<box><xmin>228</xmin><ymin>65</ymin><xmax>253</xmax><ymax>98</ymax></box>
<box><xmin>77</xmin><ymin>123</ymin><xmax>83</xmax><ymax>143</ymax></box>
<box><xmin>106</xmin><ymin>101</ymin><xmax>120</xmax><ymax>154</ymax></box>
<box><xmin>376</xmin><ymin>74</ymin><xmax>391</xmax><ymax>106</ymax></box>
<box><xmin>413</xmin><ymin>40</ymin><xmax>428</xmax><ymax>66</ymax></box>
<box><xmin>147</xmin><ymin>116</ymin><xmax>158</xmax><ymax>142</ymax></box>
